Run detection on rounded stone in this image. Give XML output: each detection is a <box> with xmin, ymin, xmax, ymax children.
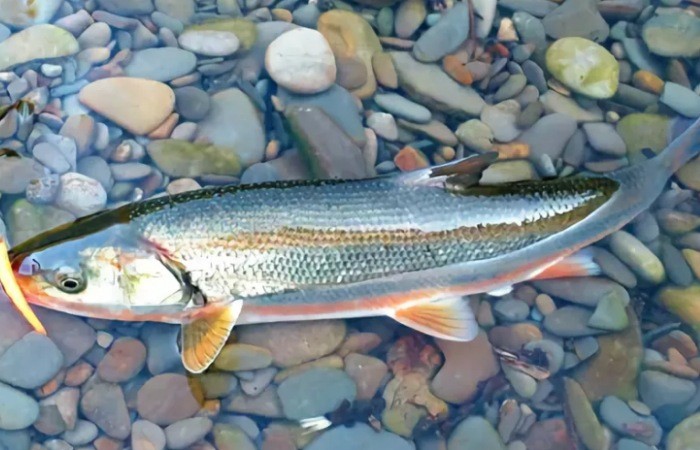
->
<box><xmin>96</xmin><ymin>337</ymin><xmax>147</xmax><ymax>383</ymax></box>
<box><xmin>54</xmin><ymin>172</ymin><xmax>108</xmax><ymax>218</ymax></box>
<box><xmin>0</xmin><ymin>332</ymin><xmax>63</xmax><ymax>389</ymax></box>
<box><xmin>0</xmin><ymin>383</ymin><xmax>39</xmax><ymax>430</ymax></box>
<box><xmin>136</xmin><ymin>374</ymin><xmax>201</xmax><ymax>426</ymax></box>
<box><xmin>277</xmin><ymin>368</ymin><xmax>357</xmax><ymax>420</ymax></box>
<box><xmin>265</xmin><ymin>28</ymin><xmax>337</xmax><ymax>94</ymax></box>
<box><xmin>178</xmin><ymin>30</ymin><xmax>240</xmax><ymax>56</ymax></box>
<box><xmin>545</xmin><ymin>37</ymin><xmax>619</xmax><ymax>99</ymax></box>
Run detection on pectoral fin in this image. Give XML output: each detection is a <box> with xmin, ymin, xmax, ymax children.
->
<box><xmin>181</xmin><ymin>300</ymin><xmax>243</xmax><ymax>374</ymax></box>
<box><xmin>391</xmin><ymin>294</ymin><xmax>479</xmax><ymax>342</ymax></box>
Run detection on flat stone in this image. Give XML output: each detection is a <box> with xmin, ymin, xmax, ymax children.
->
<box><xmin>237</xmin><ymin>320</ymin><xmax>346</xmax><ymax>368</ymax></box>
<box><xmin>35</xmin><ymin>309</ymin><xmax>96</xmax><ymax>367</ymax></box>
<box><xmin>413</xmin><ymin>2</ymin><xmax>469</xmax><ymax>62</ymax></box>
<box><xmin>124</xmin><ymin>48</ymin><xmax>197</xmax><ymax>82</ymax></box>
<box><xmin>542</xmin><ymin>0</ymin><xmax>609</xmax><ymax>42</ymax></box>
<box><xmin>62</xmin><ymin>419</ymin><xmax>98</xmax><ymax>446</ymax></box>
<box><xmin>214</xmin><ymin>344</ymin><xmax>273</xmax><ymax>371</ymax></box>
<box><xmin>431</xmin><ymin>331</ymin><xmax>499</xmax><ymax>404</ymax></box>
<box><xmin>0</xmin><ymin>382</ymin><xmax>38</xmax><ymax>431</ymax></box>
<box><xmin>582</xmin><ymin>122</ymin><xmax>626</xmax><ymax>156</ymax></box>
<box><xmin>278</xmin><ymin>84</ymin><xmax>366</xmax><ymax>148</ymax></box>
<box><xmin>609</xmin><ymin>231</ymin><xmax>665</xmax><ymax>283</ymax></box>
<box><xmin>599</xmin><ymin>396</ymin><xmax>662</xmax><ymax>445</ymax></box>
<box><xmin>224</xmin><ymin>386</ymin><xmax>283</xmax><ymax>418</ymax></box>
<box><xmin>164</xmin><ymin>417</ymin><xmax>213</xmax><ymax>450</ymax></box>
<box><xmin>518</xmin><ymin>113</ymin><xmax>577</xmax><ymax>159</ymax></box>
<box><xmin>447</xmin><ymin>416</ymin><xmax>506</xmax><ymax>450</ymax></box>
<box><xmin>97</xmin><ymin>337</ymin><xmax>147</xmax><ymax>383</ymax></box>
<box><xmin>540</xmin><ymin>90</ymin><xmax>604</xmax><ymax>122</ymax></box>
<box><xmin>480</xmin><ymin>160</ymin><xmax>537</xmax><ymax>184</ymax></box>
<box><xmin>306</xmin><ymin>423</ymin><xmax>414</xmax><ymax>450</ymax></box>
<box><xmin>639</xmin><ymin>370</ymin><xmax>696</xmax><ymax>411</ymax></box>
<box><xmin>375</xmin><ymin>93</ymin><xmax>431</xmax><ymax>123</ymax></box>
<box><xmin>0</xmin><ymin>332</ymin><xmax>62</xmax><ymax>389</ymax></box>
<box><xmin>136</xmin><ymin>374</ymin><xmax>201</xmax><ymax>426</ymax></box>
<box><xmin>397</xmin><ymin>119</ymin><xmax>458</xmax><ymax>146</ymax></box>
<box><xmin>80</xmin><ymin>383</ymin><xmax>131</xmax><ymax>439</ymax></box>
<box><xmin>564</xmin><ymin>378</ymin><xmax>607</xmax><ymax>450</ymax></box>
<box><xmin>317</xmin><ymin>10</ymin><xmax>382</xmax><ymax>99</ymax></box>
<box><xmin>344</xmin><ymin>353</ymin><xmax>387</xmax><ymax>400</ymax></box>
<box><xmin>195</xmin><ymin>88</ymin><xmax>265</xmax><ymax>168</ymax></box>
<box><xmin>546</xmin><ymin>37</ymin><xmax>619</xmax><ymax>99</ymax></box>
<box><xmin>391</xmin><ymin>51</ymin><xmax>485</xmax><ymax>118</ymax></box>
<box><xmin>54</xmin><ymin>172</ymin><xmax>107</xmax><ymax>217</ymax></box>
<box><xmin>265</xmin><ymin>28</ymin><xmax>336</xmax><ymax>94</ymax></box>
<box><xmin>661</xmin><ymin>82</ymin><xmax>700</xmax><ymax>118</ymax></box>
<box><xmin>79</xmin><ymin>78</ymin><xmax>175</xmax><ymax>136</ymax></box>
<box><xmin>278</xmin><ymin>368</ymin><xmax>356</xmax><ymax>420</ymax></box>
<box><xmin>642</xmin><ymin>12</ymin><xmax>700</xmax><ymax>58</ymax></box>
<box><xmin>286</xmin><ymin>105</ymin><xmax>369</xmax><ymax>180</ymax></box>
<box><xmin>0</xmin><ymin>25</ymin><xmax>79</xmax><ymax>71</ymax></box>
<box><xmin>178</xmin><ymin>29</ymin><xmax>240</xmax><ymax>56</ymax></box>
<box><xmin>131</xmin><ymin>420</ymin><xmax>166</xmax><ymax>450</ymax></box>
<box><xmin>543</xmin><ymin>306</ymin><xmax>606</xmax><ymax>337</ymax></box>
<box><xmin>480</xmin><ymin>100</ymin><xmax>521</xmax><ymax>142</ymax></box>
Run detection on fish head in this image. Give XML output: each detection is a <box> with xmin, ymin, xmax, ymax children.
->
<box><xmin>9</xmin><ymin>224</ymin><xmax>193</xmax><ymax>317</ymax></box>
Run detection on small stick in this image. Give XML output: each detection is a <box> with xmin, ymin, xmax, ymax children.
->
<box><xmin>0</xmin><ymin>237</ymin><xmax>46</xmax><ymax>335</ymax></box>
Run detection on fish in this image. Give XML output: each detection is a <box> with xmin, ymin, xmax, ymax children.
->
<box><xmin>6</xmin><ymin>115</ymin><xmax>700</xmax><ymax>374</ymax></box>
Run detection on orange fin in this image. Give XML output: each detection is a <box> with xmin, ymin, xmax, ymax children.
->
<box><xmin>531</xmin><ymin>250</ymin><xmax>601</xmax><ymax>280</ymax></box>
<box><xmin>391</xmin><ymin>294</ymin><xmax>479</xmax><ymax>341</ymax></box>
<box><xmin>0</xmin><ymin>238</ymin><xmax>46</xmax><ymax>335</ymax></box>
<box><xmin>181</xmin><ymin>300</ymin><xmax>243</xmax><ymax>374</ymax></box>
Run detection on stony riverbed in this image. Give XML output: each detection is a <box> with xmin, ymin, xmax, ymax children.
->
<box><xmin>2</xmin><ymin>0</ymin><xmax>700</xmax><ymax>449</ymax></box>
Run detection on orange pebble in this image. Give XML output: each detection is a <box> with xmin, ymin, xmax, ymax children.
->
<box><xmin>632</xmin><ymin>70</ymin><xmax>665</xmax><ymax>95</ymax></box>
<box><xmin>492</xmin><ymin>142</ymin><xmax>530</xmax><ymax>159</ymax></box>
<box><xmin>487</xmin><ymin>42</ymin><xmax>510</xmax><ymax>58</ymax></box>
<box><xmin>394</xmin><ymin>146</ymin><xmax>429</xmax><ymax>172</ymax></box>
<box><xmin>442</xmin><ymin>54</ymin><xmax>473</xmax><ymax>85</ymax></box>
<box><xmin>271</xmin><ymin>8</ymin><xmax>293</xmax><ymax>22</ymax></box>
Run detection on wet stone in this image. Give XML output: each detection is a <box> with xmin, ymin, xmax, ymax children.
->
<box><xmin>164</xmin><ymin>417</ymin><xmax>213</xmax><ymax>450</ymax></box>
<box><xmin>80</xmin><ymin>383</ymin><xmax>131</xmax><ymax>439</ymax></box>
<box><xmin>0</xmin><ymin>332</ymin><xmax>63</xmax><ymax>389</ymax></box>
<box><xmin>97</xmin><ymin>337</ymin><xmax>147</xmax><ymax>383</ymax></box>
<box><xmin>136</xmin><ymin>374</ymin><xmax>202</xmax><ymax>426</ymax></box>
<box><xmin>277</xmin><ymin>368</ymin><xmax>356</xmax><ymax>420</ymax></box>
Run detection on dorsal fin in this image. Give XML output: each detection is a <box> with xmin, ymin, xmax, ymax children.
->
<box><xmin>394</xmin><ymin>152</ymin><xmax>499</xmax><ymax>188</ymax></box>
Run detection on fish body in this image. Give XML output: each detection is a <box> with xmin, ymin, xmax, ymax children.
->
<box><xmin>8</xmin><ymin>116</ymin><xmax>700</xmax><ymax>373</ymax></box>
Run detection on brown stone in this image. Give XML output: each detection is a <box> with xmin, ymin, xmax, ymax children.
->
<box><xmin>632</xmin><ymin>70</ymin><xmax>664</xmax><ymax>95</ymax></box>
<box><xmin>492</xmin><ymin>142</ymin><xmax>530</xmax><ymax>159</ymax></box>
<box><xmin>336</xmin><ymin>55</ymin><xmax>368</xmax><ymax>91</ymax></box>
<box><xmin>442</xmin><ymin>53</ymin><xmax>473</xmax><ymax>85</ymax></box>
<box><xmin>488</xmin><ymin>323</ymin><xmax>543</xmax><ymax>352</ymax></box>
<box><xmin>652</xmin><ymin>330</ymin><xmax>699</xmax><ymax>359</ymax></box>
<box><xmin>372</xmin><ymin>52</ymin><xmax>398</xmax><ymax>89</ymax></box>
<box><xmin>271</xmin><ymin>8</ymin><xmax>292</xmax><ymax>22</ymax></box>
<box><xmin>394</xmin><ymin>146</ymin><xmax>429</xmax><ymax>171</ymax></box>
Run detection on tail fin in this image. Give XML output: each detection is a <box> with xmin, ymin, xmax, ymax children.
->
<box><xmin>661</xmin><ymin>116</ymin><xmax>700</xmax><ymax>174</ymax></box>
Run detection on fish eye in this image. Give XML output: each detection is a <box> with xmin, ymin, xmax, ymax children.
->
<box><xmin>53</xmin><ymin>267</ymin><xmax>86</xmax><ymax>294</ymax></box>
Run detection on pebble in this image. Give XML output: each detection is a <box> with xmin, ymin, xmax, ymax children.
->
<box><xmin>79</xmin><ymin>78</ymin><xmax>175</xmax><ymax>136</ymax></box>
<box><xmin>480</xmin><ymin>160</ymin><xmax>537</xmax><ymax>184</ymax></box>
<box><xmin>413</xmin><ymin>2</ymin><xmax>469</xmax><ymax>63</ymax></box>
<box><xmin>609</xmin><ymin>231</ymin><xmax>666</xmax><ymax>284</ymax></box>
<box><xmin>174</xmin><ymin>86</ymin><xmax>211</xmax><ymax>122</ymax></box>
<box><xmin>447</xmin><ymin>416</ymin><xmax>506</xmax><ymax>450</ymax></box>
<box><xmin>124</xmin><ymin>48</ymin><xmax>197</xmax><ymax>82</ymax></box>
<box><xmin>80</xmin><ymin>383</ymin><xmax>131</xmax><ymax>439</ymax></box>
<box><xmin>661</xmin><ymin>82</ymin><xmax>700</xmax><ymax>118</ymax></box>
<box><xmin>542</xmin><ymin>0</ymin><xmax>609</xmax><ymax>42</ymax></box>
<box><xmin>0</xmin><ymin>332</ymin><xmax>62</xmax><ymax>389</ymax></box>
<box><xmin>375</xmin><ymin>93</ymin><xmax>431</xmax><ymax>123</ymax></box>
<box><xmin>0</xmin><ymin>25</ymin><xmax>79</xmax><ymax>71</ymax></box>
<box><xmin>306</xmin><ymin>423</ymin><xmax>414</xmax><ymax>450</ymax></box>
<box><xmin>277</xmin><ymin>368</ymin><xmax>357</xmax><ymax>420</ymax></box>
<box><xmin>642</xmin><ymin>12</ymin><xmax>700</xmax><ymax>58</ymax></box>
<box><xmin>432</xmin><ymin>331</ymin><xmax>499</xmax><ymax>403</ymax></box>
<box><xmin>132</xmin><ymin>419</ymin><xmax>166</xmax><ymax>450</ymax></box>
<box><xmin>367</xmin><ymin>112</ymin><xmax>399</xmax><ymax>141</ymax></box>
<box><xmin>518</xmin><ymin>113</ymin><xmax>577</xmax><ymax>159</ymax></box>
<box><xmin>194</xmin><ymin>88</ymin><xmax>266</xmax><ymax>168</ymax></box>
<box><xmin>164</xmin><ymin>417</ymin><xmax>213</xmax><ymax>450</ymax></box>
<box><xmin>344</xmin><ymin>353</ymin><xmax>387</xmax><ymax>400</ymax></box>
<box><xmin>395</xmin><ymin>0</ymin><xmax>426</xmax><ymax>38</ymax></box>
<box><xmin>480</xmin><ymin>101</ymin><xmax>521</xmax><ymax>142</ymax></box>
<box><xmin>582</xmin><ymin>122</ymin><xmax>626</xmax><ymax>156</ymax></box>
<box><xmin>540</xmin><ymin>90</ymin><xmax>603</xmax><ymax>122</ymax></box>
<box><xmin>545</xmin><ymin>37</ymin><xmax>619</xmax><ymax>99</ymax></box>
<box><xmin>54</xmin><ymin>172</ymin><xmax>108</xmax><ymax>217</ymax></box>
<box><xmin>543</xmin><ymin>306</ymin><xmax>605</xmax><ymax>337</ymax></box>
<box><xmin>639</xmin><ymin>370</ymin><xmax>697</xmax><ymax>411</ymax></box>
<box><xmin>0</xmin><ymin>382</ymin><xmax>39</xmax><ymax>430</ymax></box>
<box><xmin>494</xmin><ymin>74</ymin><xmax>527</xmax><ymax>102</ymax></box>
<box><xmin>599</xmin><ymin>396</ymin><xmax>662</xmax><ymax>445</ymax></box>
<box><xmin>214</xmin><ymin>343</ymin><xmax>273</xmax><ymax>371</ymax></box>
<box><xmin>456</xmin><ymin>119</ymin><xmax>494</xmax><ymax>152</ymax></box>
<box><xmin>265</xmin><ymin>28</ymin><xmax>336</xmax><ymax>94</ymax></box>
<box><xmin>238</xmin><ymin>320</ymin><xmax>346</xmax><ymax>367</ymax></box>
<box><xmin>588</xmin><ymin>294</ymin><xmax>629</xmax><ymax>331</ymax></box>
<box><xmin>96</xmin><ymin>337</ymin><xmax>147</xmax><ymax>383</ymax></box>
<box><xmin>136</xmin><ymin>374</ymin><xmax>201</xmax><ymax>426</ymax></box>
<box><xmin>62</xmin><ymin>420</ymin><xmax>99</xmax><ymax>446</ymax></box>
<box><xmin>240</xmin><ymin>367</ymin><xmax>277</xmax><ymax>396</ymax></box>
<box><xmin>390</xmin><ymin>51</ymin><xmax>485</xmax><ymax>118</ymax></box>
<box><xmin>564</xmin><ymin>378</ymin><xmax>607</xmax><ymax>450</ymax></box>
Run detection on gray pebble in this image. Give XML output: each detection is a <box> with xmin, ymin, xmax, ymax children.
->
<box><xmin>141</xmin><ymin>324</ymin><xmax>181</xmax><ymax>375</ymax></box>
<box><xmin>110</xmin><ymin>162</ymin><xmax>153</xmax><ymax>181</ymax></box>
<box><xmin>573</xmin><ymin>336</ymin><xmax>599</xmax><ymax>361</ymax></box>
<box><xmin>0</xmin><ymin>382</ymin><xmax>39</xmax><ymax>430</ymax></box>
<box><xmin>165</xmin><ymin>417</ymin><xmax>213</xmax><ymax>450</ymax></box>
<box><xmin>412</xmin><ymin>2</ymin><xmax>469</xmax><ymax>63</ymax></box>
<box><xmin>599</xmin><ymin>396</ymin><xmax>662</xmax><ymax>446</ymax></box>
<box><xmin>33</xmin><ymin>142</ymin><xmax>71</xmax><ymax>174</ymax></box>
<box><xmin>240</xmin><ymin>367</ymin><xmax>277</xmax><ymax>396</ymax></box>
<box><xmin>77</xmin><ymin>156</ymin><xmax>114</xmax><ymax>192</ymax></box>
<box><xmin>151</xmin><ymin>12</ymin><xmax>184</xmax><ymax>34</ymax></box>
<box><xmin>632</xmin><ymin>211</ymin><xmax>660</xmax><ymax>243</ymax></box>
<box><xmin>174</xmin><ymin>86</ymin><xmax>211</xmax><ymax>121</ymax></box>
<box><xmin>661</xmin><ymin>242</ymin><xmax>693</xmax><ymax>287</ymax></box>
<box><xmin>62</xmin><ymin>420</ymin><xmax>99</xmax><ymax>446</ymax></box>
<box><xmin>240</xmin><ymin>162</ymin><xmax>280</xmax><ymax>185</ymax></box>
<box><xmin>375</xmin><ymin>93</ymin><xmax>432</xmax><ymax>123</ymax></box>
<box><xmin>661</xmin><ymin>82</ymin><xmax>700</xmax><ymax>118</ymax></box>
<box><xmin>639</xmin><ymin>370</ymin><xmax>696</xmax><ymax>411</ymax></box>
<box><xmin>519</xmin><ymin>113</ymin><xmax>577</xmax><ymax>159</ymax></box>
<box><xmin>562</xmin><ymin>128</ymin><xmax>585</xmax><ymax>167</ymax></box>
<box><xmin>517</xmin><ymin>100</ymin><xmax>543</xmax><ymax>129</ymax></box>
<box><xmin>78</xmin><ymin>22</ymin><xmax>112</xmax><ymax>48</ymax></box>
<box><xmin>512</xmin><ymin>11</ymin><xmax>547</xmax><ymax>51</ymax></box>
<box><xmin>277</xmin><ymin>368</ymin><xmax>357</xmax><ymax>420</ymax></box>
<box><xmin>522</xmin><ymin>60</ymin><xmax>547</xmax><ymax>94</ymax></box>
<box><xmin>590</xmin><ymin>246</ymin><xmax>637</xmax><ymax>288</ymax></box>
<box><xmin>582</xmin><ymin>122</ymin><xmax>626</xmax><ymax>156</ymax></box>
<box><xmin>492</xmin><ymin>298</ymin><xmax>530</xmax><ymax>322</ymax></box>
<box><xmin>26</xmin><ymin>174</ymin><xmax>60</xmax><ymax>205</ymax></box>
<box><xmin>293</xmin><ymin>4</ymin><xmax>321</xmax><ymax>28</ymax></box>
<box><xmin>0</xmin><ymin>332</ymin><xmax>63</xmax><ymax>389</ymax></box>
<box><xmin>494</xmin><ymin>74</ymin><xmax>527</xmax><ymax>101</ymax></box>
<box><xmin>543</xmin><ymin>306</ymin><xmax>606</xmax><ymax>337</ymax></box>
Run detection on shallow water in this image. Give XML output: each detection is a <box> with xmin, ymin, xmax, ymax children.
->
<box><xmin>1</xmin><ymin>0</ymin><xmax>700</xmax><ymax>449</ymax></box>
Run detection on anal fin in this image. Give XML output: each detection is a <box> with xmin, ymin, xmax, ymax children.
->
<box><xmin>181</xmin><ymin>300</ymin><xmax>243</xmax><ymax>374</ymax></box>
<box><xmin>391</xmin><ymin>294</ymin><xmax>479</xmax><ymax>342</ymax></box>
<box><xmin>531</xmin><ymin>250</ymin><xmax>601</xmax><ymax>280</ymax></box>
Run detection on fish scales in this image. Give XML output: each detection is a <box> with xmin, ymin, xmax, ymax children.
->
<box><xmin>130</xmin><ymin>176</ymin><xmax>618</xmax><ymax>298</ymax></box>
